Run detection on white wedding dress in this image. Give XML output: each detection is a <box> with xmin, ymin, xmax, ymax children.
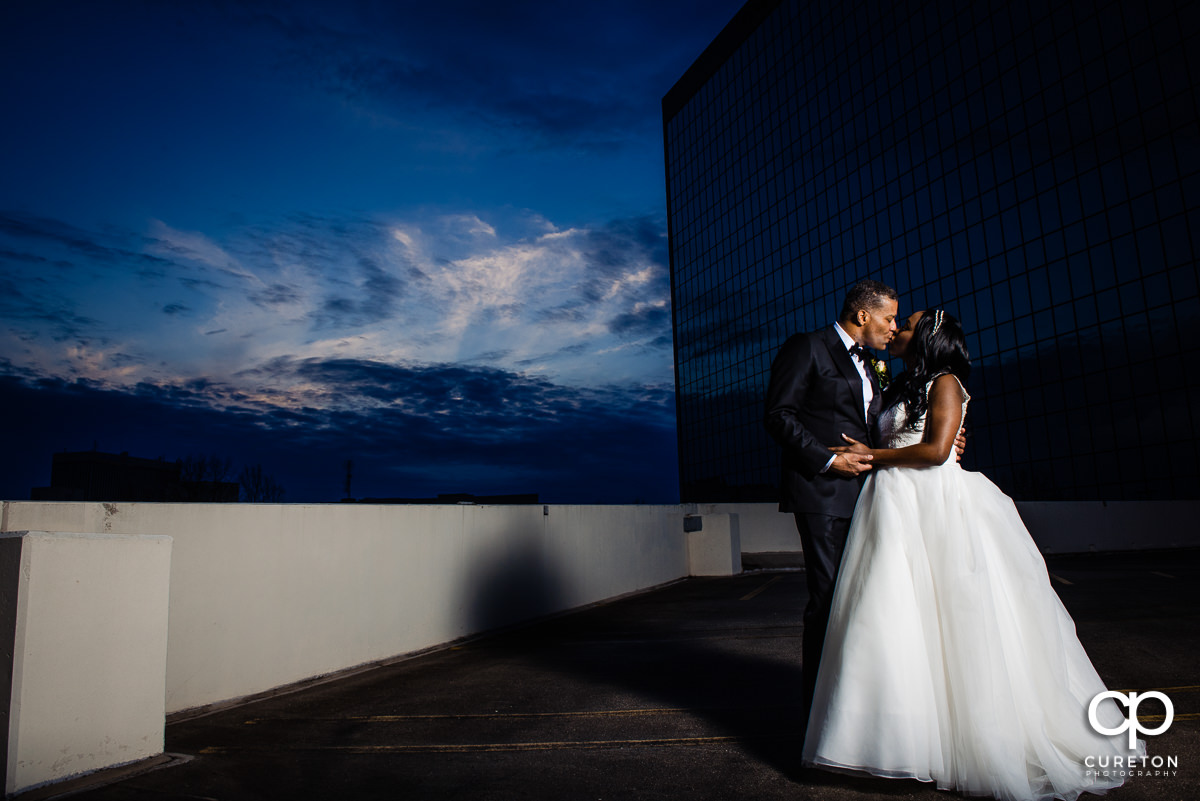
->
<box><xmin>802</xmin><ymin>374</ymin><xmax>1144</xmax><ymax>801</ymax></box>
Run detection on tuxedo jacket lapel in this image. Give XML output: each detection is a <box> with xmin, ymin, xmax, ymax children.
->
<box><xmin>821</xmin><ymin>326</ymin><xmax>868</xmax><ymax>427</ymax></box>
<box><xmin>866</xmin><ymin>368</ymin><xmax>884</xmax><ymax>444</ymax></box>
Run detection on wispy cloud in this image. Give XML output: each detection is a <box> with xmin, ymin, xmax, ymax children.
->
<box><xmin>146</xmin><ymin>221</ymin><xmax>266</xmax><ymax>286</ymax></box>
<box><xmin>0</xmin><ymin>212</ymin><xmax>172</xmax><ymax>272</ymax></box>
<box><xmin>0</xmin><ymin>206</ymin><xmax>672</xmax><ymax>396</ymax></box>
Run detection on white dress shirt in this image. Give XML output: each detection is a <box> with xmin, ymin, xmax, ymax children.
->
<box><xmin>820</xmin><ymin>323</ymin><xmax>875</xmax><ymax>474</ymax></box>
<box><xmin>833</xmin><ymin>322</ymin><xmax>875</xmax><ymax>419</ymax></box>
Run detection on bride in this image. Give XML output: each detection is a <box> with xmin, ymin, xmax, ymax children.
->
<box><xmin>802</xmin><ymin>309</ymin><xmax>1144</xmax><ymax>801</ymax></box>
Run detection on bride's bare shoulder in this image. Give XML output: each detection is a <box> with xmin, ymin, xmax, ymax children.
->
<box><xmin>929</xmin><ymin>373</ymin><xmax>968</xmax><ymax>404</ymax></box>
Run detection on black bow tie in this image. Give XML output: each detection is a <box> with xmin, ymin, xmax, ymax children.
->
<box><xmin>849</xmin><ymin>344</ymin><xmax>868</xmax><ymax>361</ymax></box>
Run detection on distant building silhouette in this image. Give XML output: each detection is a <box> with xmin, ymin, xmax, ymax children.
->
<box><xmin>31</xmin><ymin>450</ymin><xmax>239</xmax><ymax>502</ymax></box>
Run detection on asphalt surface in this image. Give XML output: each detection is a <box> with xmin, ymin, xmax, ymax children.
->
<box><xmin>35</xmin><ymin>550</ymin><xmax>1200</xmax><ymax>801</ymax></box>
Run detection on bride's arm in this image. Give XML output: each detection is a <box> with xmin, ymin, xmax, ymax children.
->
<box><xmin>834</xmin><ymin>375</ymin><xmax>964</xmax><ymax>467</ymax></box>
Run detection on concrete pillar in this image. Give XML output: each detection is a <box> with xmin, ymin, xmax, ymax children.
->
<box><xmin>686</xmin><ymin>513</ymin><xmax>742</xmax><ymax>576</ymax></box>
<box><xmin>0</xmin><ymin>531</ymin><xmax>171</xmax><ymax>796</ymax></box>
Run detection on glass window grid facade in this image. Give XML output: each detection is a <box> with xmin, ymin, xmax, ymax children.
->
<box><xmin>665</xmin><ymin>0</ymin><xmax>1200</xmax><ymax>503</ymax></box>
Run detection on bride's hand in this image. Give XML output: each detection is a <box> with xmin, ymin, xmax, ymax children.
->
<box><xmin>834</xmin><ymin>434</ymin><xmax>871</xmax><ymax>455</ymax></box>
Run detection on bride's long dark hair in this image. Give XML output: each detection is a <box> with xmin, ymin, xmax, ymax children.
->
<box><xmin>883</xmin><ymin>310</ymin><xmax>971</xmax><ymax>429</ymax></box>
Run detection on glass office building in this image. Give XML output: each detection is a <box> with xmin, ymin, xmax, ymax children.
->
<box><xmin>664</xmin><ymin>0</ymin><xmax>1199</xmax><ymax>503</ymax></box>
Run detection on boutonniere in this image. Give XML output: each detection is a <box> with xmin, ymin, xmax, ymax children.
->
<box><xmin>870</xmin><ymin>356</ymin><xmax>890</xmax><ymax>389</ymax></box>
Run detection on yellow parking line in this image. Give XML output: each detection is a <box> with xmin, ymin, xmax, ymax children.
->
<box><xmin>1140</xmin><ymin>713</ymin><xmax>1199</xmax><ymax>721</ymax></box>
<box><xmin>203</xmin><ymin>734</ymin><xmax>801</xmax><ymax>755</ymax></box>
<box><xmin>244</xmin><ymin>706</ymin><xmax>800</xmax><ymax>725</ymax></box>
<box><xmin>740</xmin><ymin>575</ymin><xmax>783</xmax><ymax>600</ymax></box>
<box><xmin>338</xmin><ymin>708</ymin><xmax>688</xmax><ymax>722</ymax></box>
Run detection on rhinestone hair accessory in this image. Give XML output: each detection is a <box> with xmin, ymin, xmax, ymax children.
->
<box><xmin>930</xmin><ymin>309</ymin><xmax>945</xmax><ymax>336</ymax></box>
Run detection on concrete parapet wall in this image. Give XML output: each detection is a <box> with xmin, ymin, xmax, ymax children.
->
<box><xmin>0</xmin><ymin>496</ymin><xmax>1191</xmax><ymax>794</ymax></box>
<box><xmin>686</xmin><ymin>503</ymin><xmax>800</xmax><ymax>554</ymax></box>
<box><xmin>0</xmin><ymin>531</ymin><xmax>171</xmax><ymax>796</ymax></box>
<box><xmin>1014</xmin><ymin>500</ymin><xmax>1200</xmax><ymax>554</ymax></box>
<box><xmin>0</xmin><ymin>502</ymin><xmax>688</xmax><ymax>717</ymax></box>
<box><xmin>686</xmin><ymin>513</ymin><xmax>742</xmax><ymax>576</ymax></box>
<box><xmin>693</xmin><ymin>499</ymin><xmax>1200</xmax><ymax>556</ymax></box>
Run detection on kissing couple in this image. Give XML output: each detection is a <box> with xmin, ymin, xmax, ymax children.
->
<box><xmin>764</xmin><ymin>279</ymin><xmax>1143</xmax><ymax>801</ymax></box>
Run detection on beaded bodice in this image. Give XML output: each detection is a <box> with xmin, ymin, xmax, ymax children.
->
<box><xmin>877</xmin><ymin>373</ymin><xmax>970</xmax><ymax>463</ymax></box>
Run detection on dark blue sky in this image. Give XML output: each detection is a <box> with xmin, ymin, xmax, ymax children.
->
<box><xmin>0</xmin><ymin>0</ymin><xmax>744</xmax><ymax>503</ymax></box>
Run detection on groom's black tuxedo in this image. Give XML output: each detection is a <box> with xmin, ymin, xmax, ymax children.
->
<box><xmin>763</xmin><ymin>323</ymin><xmax>885</xmax><ymax>721</ymax></box>
<box><xmin>764</xmin><ymin>324</ymin><xmax>884</xmax><ymax>515</ymax></box>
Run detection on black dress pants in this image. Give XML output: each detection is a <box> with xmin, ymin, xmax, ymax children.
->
<box><xmin>793</xmin><ymin>512</ymin><xmax>852</xmax><ymax>724</ymax></box>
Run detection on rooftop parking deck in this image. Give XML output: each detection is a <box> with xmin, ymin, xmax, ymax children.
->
<box><xmin>35</xmin><ymin>549</ymin><xmax>1200</xmax><ymax>801</ymax></box>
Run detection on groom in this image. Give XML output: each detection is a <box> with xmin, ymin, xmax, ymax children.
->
<box><xmin>763</xmin><ymin>279</ymin><xmax>897</xmax><ymax>721</ymax></box>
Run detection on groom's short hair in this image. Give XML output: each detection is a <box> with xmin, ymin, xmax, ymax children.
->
<box><xmin>840</xmin><ymin>279</ymin><xmax>898</xmax><ymax>319</ymax></box>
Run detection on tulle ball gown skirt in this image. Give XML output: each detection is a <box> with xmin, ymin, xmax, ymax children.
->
<box><xmin>801</xmin><ymin>463</ymin><xmax>1144</xmax><ymax>801</ymax></box>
